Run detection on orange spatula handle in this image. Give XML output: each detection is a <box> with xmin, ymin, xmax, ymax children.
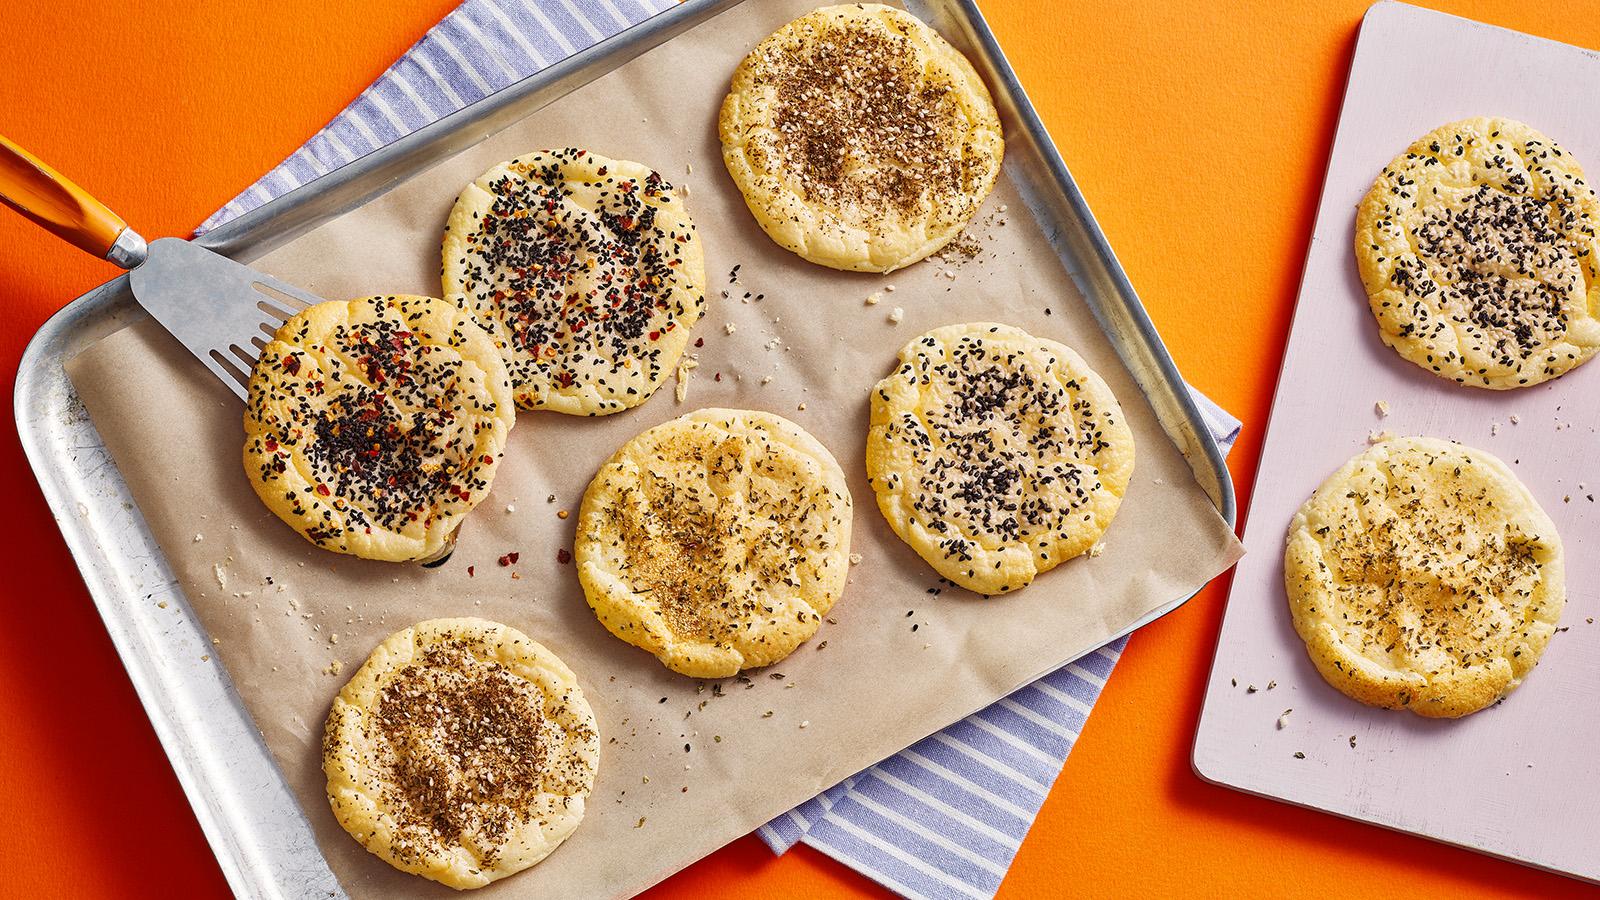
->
<box><xmin>0</xmin><ymin>134</ymin><xmax>146</xmax><ymax>268</ymax></box>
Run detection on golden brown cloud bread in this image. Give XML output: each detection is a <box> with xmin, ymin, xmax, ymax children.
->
<box><xmin>719</xmin><ymin>3</ymin><xmax>1004</xmax><ymax>273</ymax></box>
<box><xmin>442</xmin><ymin>148</ymin><xmax>706</xmax><ymax>415</ymax></box>
<box><xmin>242</xmin><ymin>294</ymin><xmax>513</xmax><ymax>562</ymax></box>
<box><xmin>1285</xmin><ymin>437</ymin><xmax>1565</xmax><ymax>718</ymax></box>
<box><xmin>1355</xmin><ymin>117</ymin><xmax>1600</xmax><ymax>388</ymax></box>
<box><xmin>575</xmin><ymin>408</ymin><xmax>852</xmax><ymax>678</ymax></box>
<box><xmin>323</xmin><ymin>618</ymin><xmax>599</xmax><ymax>890</ymax></box>
<box><xmin>867</xmin><ymin>322</ymin><xmax>1135</xmax><ymax>595</ymax></box>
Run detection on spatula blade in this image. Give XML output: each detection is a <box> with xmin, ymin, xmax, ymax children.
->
<box><xmin>127</xmin><ymin>237</ymin><xmax>327</xmax><ymax>401</ymax></box>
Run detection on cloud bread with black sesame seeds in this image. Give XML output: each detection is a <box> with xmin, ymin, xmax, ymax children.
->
<box><xmin>1355</xmin><ymin>117</ymin><xmax>1600</xmax><ymax>389</ymax></box>
<box><xmin>243</xmin><ymin>294</ymin><xmax>513</xmax><ymax>563</ymax></box>
<box><xmin>575</xmin><ymin>408</ymin><xmax>852</xmax><ymax>678</ymax></box>
<box><xmin>323</xmin><ymin>618</ymin><xmax>598</xmax><ymax>890</ymax></box>
<box><xmin>1285</xmin><ymin>437</ymin><xmax>1564</xmax><ymax>718</ymax></box>
<box><xmin>718</xmin><ymin>4</ymin><xmax>1003</xmax><ymax>273</ymax></box>
<box><xmin>442</xmin><ymin>148</ymin><xmax>706</xmax><ymax>416</ymax></box>
<box><xmin>867</xmin><ymin>323</ymin><xmax>1134</xmax><ymax>596</ymax></box>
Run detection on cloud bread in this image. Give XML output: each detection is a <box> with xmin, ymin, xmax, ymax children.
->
<box><xmin>323</xmin><ymin>618</ymin><xmax>599</xmax><ymax>889</ymax></box>
<box><xmin>1355</xmin><ymin>117</ymin><xmax>1600</xmax><ymax>389</ymax></box>
<box><xmin>243</xmin><ymin>295</ymin><xmax>513</xmax><ymax>563</ymax></box>
<box><xmin>575</xmin><ymin>408</ymin><xmax>852</xmax><ymax>677</ymax></box>
<box><xmin>1285</xmin><ymin>437</ymin><xmax>1565</xmax><ymax>718</ymax></box>
<box><xmin>442</xmin><ymin>148</ymin><xmax>706</xmax><ymax>415</ymax></box>
<box><xmin>719</xmin><ymin>3</ymin><xmax>1004</xmax><ymax>273</ymax></box>
<box><xmin>867</xmin><ymin>323</ymin><xmax>1134</xmax><ymax>595</ymax></box>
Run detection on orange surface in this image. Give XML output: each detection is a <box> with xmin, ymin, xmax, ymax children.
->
<box><xmin>0</xmin><ymin>1</ymin><xmax>1596</xmax><ymax>898</ymax></box>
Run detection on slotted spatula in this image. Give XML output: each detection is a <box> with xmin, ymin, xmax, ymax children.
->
<box><xmin>0</xmin><ymin>134</ymin><xmax>328</xmax><ymax>399</ymax></box>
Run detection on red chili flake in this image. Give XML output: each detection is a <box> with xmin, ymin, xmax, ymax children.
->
<box><xmin>264</xmin><ymin>438</ymin><xmax>279</xmax><ymax>452</ymax></box>
<box><xmin>694</xmin><ymin>337</ymin><xmax>704</xmax><ymax>348</ymax></box>
<box><xmin>281</xmin><ymin>355</ymin><xmax>301</xmax><ymax>375</ymax></box>
<box><xmin>714</xmin><ymin>372</ymin><xmax>722</xmax><ymax>382</ymax></box>
<box><xmin>498</xmin><ymin>552</ymin><xmax>520</xmax><ymax>567</ymax></box>
<box><xmin>648</xmin><ymin>330</ymin><xmax>660</xmax><ymax>341</ymax></box>
<box><xmin>481</xmin><ymin>455</ymin><xmax>494</xmax><ymax>465</ymax></box>
<box><xmin>556</xmin><ymin>548</ymin><xmax>572</xmax><ymax>565</ymax></box>
<box><xmin>315</xmin><ymin>484</ymin><xmax>331</xmax><ymax>497</ymax></box>
<box><xmin>467</xmin><ymin>566</ymin><xmax>475</xmax><ymax>577</ymax></box>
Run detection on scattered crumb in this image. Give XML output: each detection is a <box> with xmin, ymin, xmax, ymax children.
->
<box><xmin>888</xmin><ymin>307</ymin><xmax>904</xmax><ymax>324</ymax></box>
<box><xmin>674</xmin><ymin>354</ymin><xmax>699</xmax><ymax>402</ymax></box>
<box><xmin>1349</xmin><ymin>735</ymin><xmax>1357</xmax><ymax>749</ymax></box>
<box><xmin>1367</xmin><ymin>429</ymin><xmax>1393</xmax><ymax>444</ymax></box>
<box><xmin>848</xmin><ymin>553</ymin><xmax>863</xmax><ymax>565</ymax></box>
<box><xmin>1491</xmin><ymin>422</ymin><xmax>1501</xmax><ymax>436</ymax></box>
<box><xmin>1276</xmin><ymin>709</ymin><xmax>1292</xmax><ymax>730</ymax></box>
<box><xmin>1293</xmin><ymin>751</ymin><xmax>1306</xmax><ymax>760</ymax></box>
<box><xmin>635</xmin><ymin>817</ymin><xmax>646</xmax><ymax>829</ymax></box>
<box><xmin>1087</xmin><ymin>541</ymin><xmax>1106</xmax><ymax>558</ymax></box>
<box><xmin>1510</xmin><ymin>414</ymin><xmax>1520</xmax><ymax>425</ymax></box>
<box><xmin>1247</xmin><ymin>684</ymin><xmax>1258</xmax><ymax>694</ymax></box>
<box><xmin>505</xmin><ymin>504</ymin><xmax>516</xmax><ymax>514</ymax></box>
<box><xmin>193</xmin><ymin>533</ymin><xmax>203</xmax><ymax>543</ymax></box>
<box><xmin>799</xmin><ymin>720</ymin><xmax>809</xmax><ymax>729</ymax></box>
<box><xmin>865</xmin><ymin>292</ymin><xmax>881</xmax><ymax>306</ymax></box>
<box><xmin>557</xmin><ymin>509</ymin><xmax>569</xmax><ymax>520</ymax></box>
<box><xmin>1267</xmin><ymin>680</ymin><xmax>1277</xmax><ymax>690</ymax></box>
<box><xmin>547</xmin><ymin>494</ymin><xmax>556</xmax><ymax>503</ymax></box>
<box><xmin>324</xmin><ymin>660</ymin><xmax>343</xmax><ymax>676</ymax></box>
<box><xmin>760</xmin><ymin>375</ymin><xmax>773</xmax><ymax>385</ymax></box>
<box><xmin>1374</xmin><ymin>400</ymin><xmax>1390</xmax><ymax>417</ymax></box>
<box><xmin>724</xmin><ymin>322</ymin><xmax>737</xmax><ymax>335</ymax></box>
<box><xmin>797</xmin><ymin>402</ymin><xmax>807</xmax><ymax>411</ymax></box>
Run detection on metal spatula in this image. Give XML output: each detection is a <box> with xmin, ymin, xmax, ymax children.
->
<box><xmin>0</xmin><ymin>134</ymin><xmax>327</xmax><ymax>400</ymax></box>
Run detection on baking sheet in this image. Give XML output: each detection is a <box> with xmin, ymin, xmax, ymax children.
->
<box><xmin>1194</xmin><ymin>0</ymin><xmax>1600</xmax><ymax>883</ymax></box>
<box><xmin>64</xmin><ymin>1</ymin><xmax>1241</xmax><ymax>896</ymax></box>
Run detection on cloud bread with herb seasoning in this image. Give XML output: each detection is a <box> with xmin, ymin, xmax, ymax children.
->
<box><xmin>323</xmin><ymin>618</ymin><xmax>598</xmax><ymax>889</ymax></box>
<box><xmin>1355</xmin><ymin>117</ymin><xmax>1600</xmax><ymax>389</ymax></box>
<box><xmin>575</xmin><ymin>408</ymin><xmax>852</xmax><ymax>677</ymax></box>
<box><xmin>243</xmin><ymin>294</ymin><xmax>513</xmax><ymax>563</ymax></box>
<box><xmin>442</xmin><ymin>148</ymin><xmax>706</xmax><ymax>415</ymax></box>
<box><xmin>867</xmin><ymin>323</ymin><xmax>1135</xmax><ymax>595</ymax></box>
<box><xmin>718</xmin><ymin>3</ymin><xmax>1004</xmax><ymax>273</ymax></box>
<box><xmin>1285</xmin><ymin>437</ymin><xmax>1565</xmax><ymax>718</ymax></box>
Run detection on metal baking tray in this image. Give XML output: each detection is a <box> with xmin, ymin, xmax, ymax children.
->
<box><xmin>15</xmin><ymin>1</ymin><xmax>1236</xmax><ymax>896</ymax></box>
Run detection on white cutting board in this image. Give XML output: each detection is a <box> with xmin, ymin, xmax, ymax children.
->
<box><xmin>1194</xmin><ymin>0</ymin><xmax>1600</xmax><ymax>883</ymax></box>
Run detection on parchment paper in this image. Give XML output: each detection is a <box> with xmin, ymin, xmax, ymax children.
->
<box><xmin>65</xmin><ymin>1</ymin><xmax>1243</xmax><ymax>896</ymax></box>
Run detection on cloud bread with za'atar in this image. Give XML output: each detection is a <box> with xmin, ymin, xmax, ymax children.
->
<box><xmin>1355</xmin><ymin>117</ymin><xmax>1600</xmax><ymax>389</ymax></box>
<box><xmin>243</xmin><ymin>294</ymin><xmax>513</xmax><ymax>563</ymax></box>
<box><xmin>719</xmin><ymin>3</ymin><xmax>1004</xmax><ymax>273</ymax></box>
<box><xmin>442</xmin><ymin>148</ymin><xmax>706</xmax><ymax>415</ymax></box>
<box><xmin>1285</xmin><ymin>437</ymin><xmax>1565</xmax><ymax>718</ymax></box>
<box><xmin>323</xmin><ymin>618</ymin><xmax>598</xmax><ymax>889</ymax></box>
<box><xmin>576</xmin><ymin>408</ymin><xmax>852</xmax><ymax>678</ymax></box>
<box><xmin>867</xmin><ymin>323</ymin><xmax>1135</xmax><ymax>595</ymax></box>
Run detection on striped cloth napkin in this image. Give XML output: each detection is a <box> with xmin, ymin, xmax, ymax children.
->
<box><xmin>196</xmin><ymin>3</ymin><xmax>1241</xmax><ymax>897</ymax></box>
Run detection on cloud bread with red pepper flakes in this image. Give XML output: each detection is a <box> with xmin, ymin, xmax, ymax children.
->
<box><xmin>323</xmin><ymin>618</ymin><xmax>599</xmax><ymax>889</ymax></box>
<box><xmin>442</xmin><ymin>148</ymin><xmax>706</xmax><ymax>416</ymax></box>
<box><xmin>1285</xmin><ymin>437</ymin><xmax>1565</xmax><ymax>718</ymax></box>
<box><xmin>1355</xmin><ymin>117</ymin><xmax>1600</xmax><ymax>389</ymax></box>
<box><xmin>867</xmin><ymin>323</ymin><xmax>1134</xmax><ymax>596</ymax></box>
<box><xmin>719</xmin><ymin>4</ymin><xmax>1004</xmax><ymax>273</ymax></box>
<box><xmin>243</xmin><ymin>294</ymin><xmax>513</xmax><ymax>563</ymax></box>
<box><xmin>575</xmin><ymin>408</ymin><xmax>852</xmax><ymax>678</ymax></box>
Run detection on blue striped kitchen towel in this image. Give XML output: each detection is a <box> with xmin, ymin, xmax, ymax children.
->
<box><xmin>195</xmin><ymin>3</ymin><xmax>1242</xmax><ymax>898</ymax></box>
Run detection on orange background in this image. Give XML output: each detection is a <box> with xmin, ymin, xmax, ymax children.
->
<box><xmin>0</xmin><ymin>1</ymin><xmax>1595</xmax><ymax>897</ymax></box>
